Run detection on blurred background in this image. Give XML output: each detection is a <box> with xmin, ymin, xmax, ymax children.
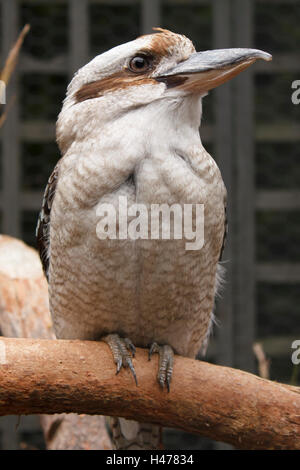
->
<box><xmin>0</xmin><ymin>0</ymin><xmax>299</xmax><ymax>450</ymax></box>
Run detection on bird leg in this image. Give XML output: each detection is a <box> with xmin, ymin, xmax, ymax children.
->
<box><xmin>102</xmin><ymin>333</ymin><xmax>137</xmax><ymax>385</ymax></box>
<box><xmin>148</xmin><ymin>343</ymin><xmax>174</xmax><ymax>392</ymax></box>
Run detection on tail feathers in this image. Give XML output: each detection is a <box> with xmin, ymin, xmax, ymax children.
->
<box><xmin>110</xmin><ymin>417</ymin><xmax>162</xmax><ymax>450</ymax></box>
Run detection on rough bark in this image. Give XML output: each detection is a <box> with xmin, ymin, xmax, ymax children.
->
<box><xmin>0</xmin><ymin>336</ymin><xmax>299</xmax><ymax>450</ymax></box>
<box><xmin>0</xmin><ymin>234</ymin><xmax>112</xmax><ymax>450</ymax></box>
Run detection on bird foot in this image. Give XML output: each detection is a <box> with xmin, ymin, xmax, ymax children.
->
<box><xmin>102</xmin><ymin>334</ymin><xmax>137</xmax><ymax>385</ymax></box>
<box><xmin>149</xmin><ymin>342</ymin><xmax>174</xmax><ymax>392</ymax></box>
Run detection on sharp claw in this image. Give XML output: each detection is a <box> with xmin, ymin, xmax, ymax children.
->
<box><xmin>125</xmin><ymin>339</ymin><xmax>136</xmax><ymax>357</ymax></box>
<box><xmin>166</xmin><ymin>375</ymin><xmax>171</xmax><ymax>393</ymax></box>
<box><xmin>127</xmin><ymin>358</ymin><xmax>138</xmax><ymax>386</ymax></box>
<box><xmin>149</xmin><ymin>342</ymin><xmax>174</xmax><ymax>391</ymax></box>
<box><xmin>103</xmin><ymin>334</ymin><xmax>137</xmax><ymax>385</ymax></box>
<box><xmin>148</xmin><ymin>346</ymin><xmax>154</xmax><ymax>361</ymax></box>
<box><xmin>148</xmin><ymin>348</ymin><xmax>153</xmax><ymax>361</ymax></box>
<box><xmin>158</xmin><ymin>374</ymin><xmax>165</xmax><ymax>389</ymax></box>
<box><xmin>149</xmin><ymin>342</ymin><xmax>159</xmax><ymax>361</ymax></box>
<box><xmin>116</xmin><ymin>358</ymin><xmax>122</xmax><ymax>375</ymax></box>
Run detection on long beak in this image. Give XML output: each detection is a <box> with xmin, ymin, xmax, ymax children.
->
<box><xmin>155</xmin><ymin>48</ymin><xmax>272</xmax><ymax>92</ymax></box>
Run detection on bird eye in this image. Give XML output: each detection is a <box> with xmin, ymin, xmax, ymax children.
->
<box><xmin>129</xmin><ymin>55</ymin><xmax>151</xmax><ymax>73</ymax></box>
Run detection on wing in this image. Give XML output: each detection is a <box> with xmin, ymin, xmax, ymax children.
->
<box><xmin>36</xmin><ymin>163</ymin><xmax>60</xmax><ymax>281</ymax></box>
<box><xmin>219</xmin><ymin>202</ymin><xmax>228</xmax><ymax>262</ymax></box>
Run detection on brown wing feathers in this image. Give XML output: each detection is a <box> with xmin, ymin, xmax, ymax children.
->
<box><xmin>36</xmin><ymin>164</ymin><xmax>59</xmax><ymax>281</ymax></box>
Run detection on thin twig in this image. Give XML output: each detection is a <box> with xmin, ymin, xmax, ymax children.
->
<box><xmin>0</xmin><ymin>24</ymin><xmax>30</xmax><ymax>84</ymax></box>
<box><xmin>253</xmin><ymin>342</ymin><xmax>270</xmax><ymax>380</ymax></box>
<box><xmin>0</xmin><ymin>24</ymin><xmax>30</xmax><ymax>128</ymax></box>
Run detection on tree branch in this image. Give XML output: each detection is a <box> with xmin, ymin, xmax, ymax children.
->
<box><xmin>0</xmin><ymin>235</ymin><xmax>299</xmax><ymax>450</ymax></box>
<box><xmin>0</xmin><ymin>336</ymin><xmax>299</xmax><ymax>449</ymax></box>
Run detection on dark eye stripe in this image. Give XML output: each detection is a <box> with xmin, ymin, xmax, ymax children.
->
<box><xmin>74</xmin><ymin>71</ymin><xmax>158</xmax><ymax>103</ymax></box>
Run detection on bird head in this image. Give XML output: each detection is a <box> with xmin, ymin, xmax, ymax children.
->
<box><xmin>57</xmin><ymin>29</ymin><xmax>271</xmax><ymax>153</ymax></box>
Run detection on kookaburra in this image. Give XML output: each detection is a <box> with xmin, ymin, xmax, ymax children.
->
<box><xmin>37</xmin><ymin>29</ymin><xmax>271</xmax><ymax>449</ymax></box>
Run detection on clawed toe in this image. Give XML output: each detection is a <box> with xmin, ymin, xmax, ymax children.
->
<box><xmin>149</xmin><ymin>342</ymin><xmax>174</xmax><ymax>392</ymax></box>
<box><xmin>103</xmin><ymin>333</ymin><xmax>137</xmax><ymax>385</ymax></box>
<box><xmin>103</xmin><ymin>335</ymin><xmax>174</xmax><ymax>390</ymax></box>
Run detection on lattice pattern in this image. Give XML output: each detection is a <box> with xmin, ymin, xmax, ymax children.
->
<box><xmin>90</xmin><ymin>3</ymin><xmax>140</xmax><ymax>56</ymax></box>
<box><xmin>21</xmin><ymin>142</ymin><xmax>59</xmax><ymax>190</ymax></box>
<box><xmin>255</xmin><ymin>2</ymin><xmax>300</xmax><ymax>53</ymax></box>
<box><xmin>256</xmin><ymin>142</ymin><xmax>300</xmax><ymax>189</ymax></box>
<box><xmin>21</xmin><ymin>74</ymin><xmax>68</xmax><ymax>121</ymax></box>
<box><xmin>256</xmin><ymin>211</ymin><xmax>300</xmax><ymax>262</ymax></box>
<box><xmin>253</xmin><ymin>1</ymin><xmax>300</xmax><ymax>385</ymax></box>
<box><xmin>255</xmin><ymin>73</ymin><xmax>300</xmax><ymax>124</ymax></box>
<box><xmin>20</xmin><ymin>2</ymin><xmax>68</xmax><ymax>59</ymax></box>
